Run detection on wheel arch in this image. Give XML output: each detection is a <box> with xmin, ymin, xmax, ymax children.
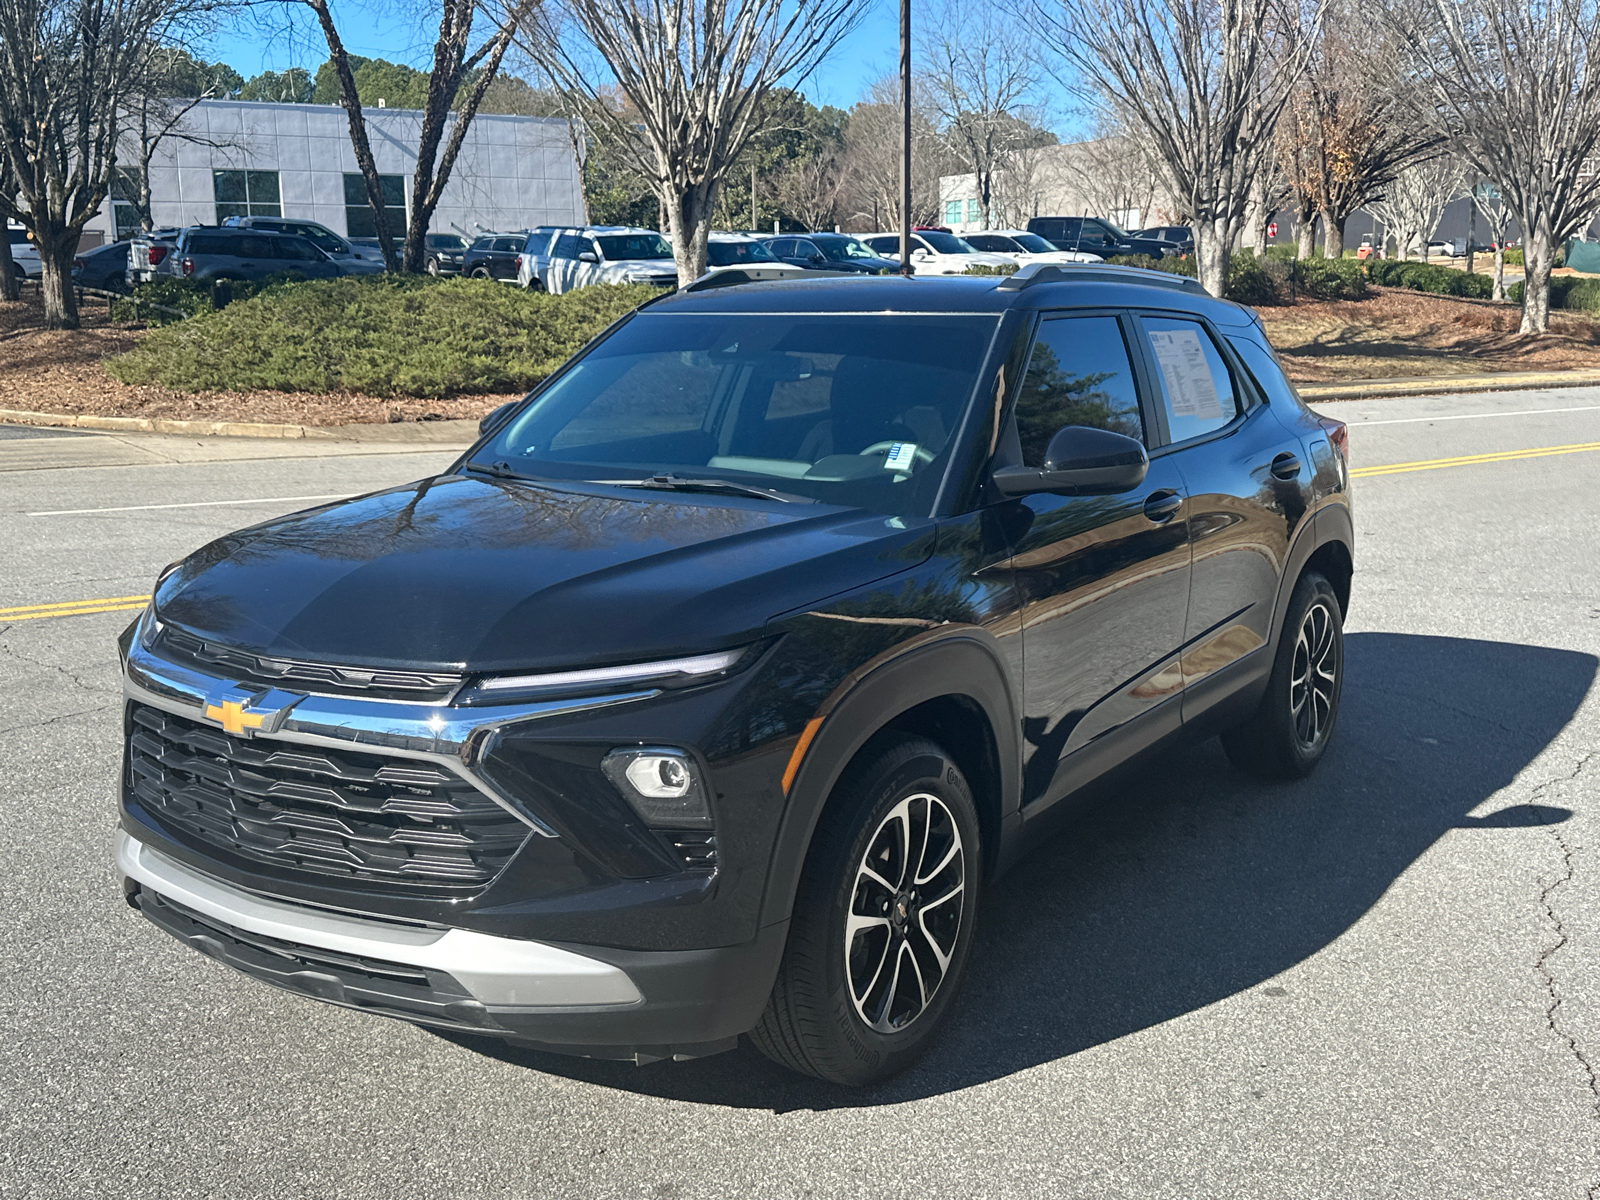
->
<box><xmin>756</xmin><ymin>632</ymin><xmax>1020</xmax><ymax>930</ymax></box>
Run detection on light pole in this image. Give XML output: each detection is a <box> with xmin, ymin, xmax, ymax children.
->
<box><xmin>899</xmin><ymin>0</ymin><xmax>913</xmax><ymax>276</ymax></box>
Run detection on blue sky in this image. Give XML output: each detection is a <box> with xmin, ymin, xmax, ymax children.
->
<box><xmin>208</xmin><ymin>0</ymin><xmax>1070</xmax><ymax>133</ymax></box>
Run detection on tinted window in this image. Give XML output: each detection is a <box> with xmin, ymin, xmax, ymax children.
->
<box><xmin>471</xmin><ymin>236</ymin><xmax>494</xmax><ymax>251</ymax></box>
<box><xmin>553</xmin><ymin>233</ymin><xmax>580</xmax><ymax>258</ymax></box>
<box><xmin>186</xmin><ymin>233</ymin><xmax>230</xmax><ymax>255</ymax></box>
<box><xmin>596</xmin><ymin>232</ymin><xmax>672</xmax><ymax>260</ymax></box>
<box><xmin>816</xmin><ymin>236</ymin><xmax>879</xmax><ymax>260</ymax></box>
<box><xmin>1015</xmin><ymin>316</ymin><xmax>1144</xmax><ymax>465</ymax></box>
<box><xmin>521</xmin><ymin>231</ymin><xmax>553</xmax><ymax>255</ymax></box>
<box><xmin>475</xmin><ymin>313</ymin><xmax>999</xmax><ymax>518</ymax></box>
<box><xmin>706</xmin><ymin>240</ymin><xmax>779</xmax><ymax>266</ymax></box>
<box><xmin>429</xmin><ymin>234</ymin><xmax>467</xmax><ymax>250</ymax></box>
<box><xmin>1140</xmin><ymin>316</ymin><xmax>1241</xmax><ymax>444</ymax></box>
<box><xmin>965</xmin><ymin>234</ymin><xmax>1013</xmax><ymax>252</ymax></box>
<box><xmin>493</xmin><ymin>237</ymin><xmax>521</xmax><ymax>253</ymax></box>
<box><xmin>1227</xmin><ymin>334</ymin><xmax>1296</xmax><ymax>408</ymax></box>
<box><xmin>768</xmin><ymin>239</ymin><xmax>796</xmax><ymax>257</ymax></box>
<box><xmin>917</xmin><ymin>232</ymin><xmax>973</xmax><ymax>254</ymax></box>
<box><xmin>865</xmin><ymin>236</ymin><xmax>898</xmax><ymax>255</ymax></box>
<box><xmin>276</xmin><ymin>237</ymin><xmax>323</xmax><ymax>262</ymax></box>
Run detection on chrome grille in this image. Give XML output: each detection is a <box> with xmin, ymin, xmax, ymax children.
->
<box><xmin>156</xmin><ymin>627</ymin><xmax>463</xmax><ymax>702</ymax></box>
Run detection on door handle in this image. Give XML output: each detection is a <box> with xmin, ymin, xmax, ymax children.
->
<box><xmin>1270</xmin><ymin>452</ymin><xmax>1302</xmax><ymax>480</ymax></box>
<box><xmin>1143</xmin><ymin>489</ymin><xmax>1182</xmax><ymax>523</ymax></box>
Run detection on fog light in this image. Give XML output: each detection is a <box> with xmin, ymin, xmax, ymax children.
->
<box><xmin>602</xmin><ymin>747</ymin><xmax>710</xmax><ymax>828</ymax></box>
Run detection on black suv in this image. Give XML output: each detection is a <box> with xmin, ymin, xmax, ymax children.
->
<box><xmin>116</xmin><ymin>265</ymin><xmax>1352</xmax><ymax>1085</ymax></box>
<box><xmin>1029</xmin><ymin>216</ymin><xmax>1173</xmax><ymax>258</ymax></box>
<box><xmin>463</xmin><ymin>232</ymin><xmax>526</xmax><ymax>281</ymax></box>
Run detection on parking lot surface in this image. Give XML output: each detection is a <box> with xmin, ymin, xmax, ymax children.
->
<box><xmin>2</xmin><ymin>393</ymin><xmax>1597</xmax><ymax>1199</ymax></box>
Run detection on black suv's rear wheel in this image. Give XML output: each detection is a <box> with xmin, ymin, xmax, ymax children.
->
<box><xmin>1222</xmin><ymin>570</ymin><xmax>1343</xmax><ymax>779</ymax></box>
<box><xmin>751</xmin><ymin>734</ymin><xmax>980</xmax><ymax>1085</ymax></box>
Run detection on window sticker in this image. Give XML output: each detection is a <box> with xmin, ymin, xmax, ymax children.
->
<box><xmin>1147</xmin><ymin>328</ymin><xmax>1223</xmax><ymax>420</ymax></box>
<box><xmin>883</xmin><ymin>442</ymin><xmax>919</xmax><ymax>471</ymax></box>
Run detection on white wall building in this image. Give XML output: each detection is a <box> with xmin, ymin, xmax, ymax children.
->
<box><xmin>85</xmin><ymin>99</ymin><xmax>584</xmax><ymax>244</ymax></box>
<box><xmin>937</xmin><ymin>140</ymin><xmax>1173</xmax><ymax>236</ymax></box>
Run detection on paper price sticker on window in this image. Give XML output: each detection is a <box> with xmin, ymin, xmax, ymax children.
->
<box><xmin>1147</xmin><ymin>328</ymin><xmax>1223</xmax><ymax>420</ymax></box>
<box><xmin>882</xmin><ymin>442</ymin><xmax>919</xmax><ymax>471</ymax></box>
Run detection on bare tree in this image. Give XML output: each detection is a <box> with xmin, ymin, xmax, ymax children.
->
<box><xmin>0</xmin><ymin>0</ymin><xmax>202</xmax><ymax>327</ymax></box>
<box><xmin>1245</xmin><ymin>151</ymin><xmax>1290</xmax><ymax>253</ymax></box>
<box><xmin>775</xmin><ymin>151</ymin><xmax>844</xmax><ymax>231</ymax></box>
<box><xmin>120</xmin><ymin>48</ymin><xmax>241</xmax><ymax>234</ymax></box>
<box><xmin>1366</xmin><ymin>155</ymin><xmax>1459</xmax><ymax>262</ymax></box>
<box><xmin>839</xmin><ymin>80</ymin><xmax>946</xmax><ymax>231</ymax></box>
<box><xmin>1043</xmin><ymin>0</ymin><xmax>1320</xmax><ymax>296</ymax></box>
<box><xmin>919</xmin><ymin>0</ymin><xmax>1044</xmax><ymax>230</ymax></box>
<box><xmin>1396</xmin><ymin>0</ymin><xmax>1600</xmax><ymax>332</ymax></box>
<box><xmin>0</xmin><ymin>153</ymin><xmax>19</xmax><ymax>301</ymax></box>
<box><xmin>1056</xmin><ymin>109</ymin><xmax>1165</xmax><ymax>229</ymax></box>
<box><xmin>520</xmin><ymin>0</ymin><xmax>866</xmax><ymax>284</ymax></box>
<box><xmin>1472</xmin><ymin>182</ymin><xmax>1516</xmax><ymax>301</ymax></box>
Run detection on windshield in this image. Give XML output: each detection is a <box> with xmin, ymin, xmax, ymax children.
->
<box><xmin>819</xmin><ymin>237</ymin><xmax>880</xmax><ymax>261</ymax></box>
<box><xmin>706</xmin><ymin>240</ymin><xmax>779</xmax><ymax>266</ymax></box>
<box><xmin>919</xmin><ymin>232</ymin><xmax>975</xmax><ymax>254</ymax></box>
<box><xmin>597</xmin><ymin>233</ymin><xmax>673</xmax><ymax>261</ymax></box>
<box><xmin>471</xmin><ymin>312</ymin><xmax>999</xmax><ymax>518</ymax></box>
<box><xmin>427</xmin><ymin>234</ymin><xmax>466</xmax><ymax>250</ymax></box>
<box><xmin>1096</xmin><ymin>219</ymin><xmax>1131</xmax><ymax>239</ymax></box>
<box><xmin>1011</xmin><ymin>232</ymin><xmax>1057</xmax><ymax>253</ymax></box>
<box><xmin>287</xmin><ymin>225</ymin><xmax>344</xmax><ymax>253</ymax></box>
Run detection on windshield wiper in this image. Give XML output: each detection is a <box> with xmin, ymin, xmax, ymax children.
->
<box><xmin>595</xmin><ymin>474</ymin><xmax>815</xmax><ymax>504</ymax></box>
<box><xmin>463</xmin><ymin>459</ymin><xmax>533</xmax><ymax>481</ymax></box>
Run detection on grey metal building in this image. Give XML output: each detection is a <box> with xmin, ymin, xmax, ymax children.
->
<box><xmin>87</xmin><ymin>99</ymin><xmax>584</xmax><ymax>244</ymax></box>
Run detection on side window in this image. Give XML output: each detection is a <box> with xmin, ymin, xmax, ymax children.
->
<box><xmin>1139</xmin><ymin>316</ymin><xmax>1242</xmax><ymax>444</ymax></box>
<box><xmin>553</xmin><ymin>233</ymin><xmax>580</xmax><ymax>258</ymax></box>
<box><xmin>493</xmin><ymin>237</ymin><xmax>520</xmax><ymax>253</ymax></box>
<box><xmin>1015</xmin><ymin>315</ymin><xmax>1145</xmax><ymax>466</ymax></box>
<box><xmin>279</xmin><ymin>237</ymin><xmax>322</xmax><ymax>262</ymax></box>
<box><xmin>1226</xmin><ymin>334</ymin><xmax>1297</xmax><ymax>409</ymax></box>
<box><xmin>795</xmin><ymin>240</ymin><xmax>819</xmax><ymax>258</ymax></box>
<box><xmin>768</xmin><ymin>239</ymin><xmax>795</xmax><ymax>257</ymax></box>
<box><xmin>582</xmin><ymin>237</ymin><xmax>601</xmax><ymax>259</ymax></box>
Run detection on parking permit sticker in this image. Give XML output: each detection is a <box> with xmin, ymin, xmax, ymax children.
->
<box><xmin>1147</xmin><ymin>328</ymin><xmax>1223</xmax><ymax>419</ymax></box>
<box><xmin>883</xmin><ymin>442</ymin><xmax>918</xmax><ymax>471</ymax></box>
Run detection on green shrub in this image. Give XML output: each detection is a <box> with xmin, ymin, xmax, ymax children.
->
<box><xmin>1503</xmin><ymin>247</ymin><xmax>1524</xmax><ymax>266</ymax></box>
<box><xmin>964</xmin><ymin>262</ymin><xmax>1017</xmax><ymax>275</ymax></box>
<box><xmin>108</xmin><ymin>272</ymin><xmax>326</xmax><ymax>325</ymax></box>
<box><xmin>108</xmin><ymin>275</ymin><xmax>660</xmax><ymax>397</ymax></box>
<box><xmin>1508</xmin><ymin>276</ymin><xmax>1599</xmax><ymax>311</ymax></box>
<box><xmin>1366</xmin><ymin>259</ymin><xmax>1494</xmax><ymax>298</ymax></box>
<box><xmin>1291</xmin><ymin>257</ymin><xmax>1368</xmax><ymax>300</ymax></box>
<box><xmin>1225</xmin><ymin>254</ymin><xmax>1280</xmax><ymax>305</ymax></box>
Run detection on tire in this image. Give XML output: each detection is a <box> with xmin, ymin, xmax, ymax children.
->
<box><xmin>471</xmin><ymin>267</ymin><xmax>491</xmax><ymax>280</ymax></box>
<box><xmin>1221</xmin><ymin>570</ymin><xmax>1344</xmax><ymax>779</ymax></box>
<box><xmin>426</xmin><ymin>256</ymin><xmax>440</xmax><ymax>276</ymax></box>
<box><xmin>750</xmin><ymin>733</ymin><xmax>981</xmax><ymax>1085</ymax></box>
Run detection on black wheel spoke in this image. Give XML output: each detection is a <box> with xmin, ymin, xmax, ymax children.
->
<box><xmin>1289</xmin><ymin>600</ymin><xmax>1337</xmax><ymax>750</ymax></box>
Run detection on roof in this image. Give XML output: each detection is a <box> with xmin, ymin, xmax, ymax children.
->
<box><xmin>651</xmin><ymin>268</ymin><xmax>1255</xmax><ymax>324</ymax></box>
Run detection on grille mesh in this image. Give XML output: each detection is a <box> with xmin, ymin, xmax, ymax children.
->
<box><xmin>127</xmin><ymin>703</ymin><xmax>528</xmax><ymax>892</ymax></box>
<box><xmin>157</xmin><ymin>628</ymin><xmax>463</xmax><ymax>702</ymax></box>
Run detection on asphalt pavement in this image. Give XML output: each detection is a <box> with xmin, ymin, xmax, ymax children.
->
<box><xmin>1</xmin><ymin>394</ymin><xmax>1596</xmax><ymax>1199</ymax></box>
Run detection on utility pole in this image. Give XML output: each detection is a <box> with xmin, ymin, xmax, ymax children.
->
<box><xmin>899</xmin><ymin>0</ymin><xmax>913</xmax><ymax>276</ymax></box>
<box><xmin>751</xmin><ymin>163</ymin><xmax>757</xmax><ymax>231</ymax></box>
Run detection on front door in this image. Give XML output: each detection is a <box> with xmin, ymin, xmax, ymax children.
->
<box><xmin>1004</xmin><ymin>312</ymin><xmax>1192</xmax><ymax>809</ymax></box>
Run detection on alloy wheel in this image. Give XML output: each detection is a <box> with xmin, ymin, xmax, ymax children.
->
<box><xmin>845</xmin><ymin>792</ymin><xmax>965</xmax><ymax>1034</ymax></box>
<box><xmin>1290</xmin><ymin>600</ymin><xmax>1337</xmax><ymax>748</ymax></box>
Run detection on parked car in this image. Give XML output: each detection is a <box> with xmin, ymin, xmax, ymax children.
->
<box><xmin>701</xmin><ymin>233</ymin><xmax>809</xmax><ymax>280</ymax></box>
<box><xmin>223</xmin><ymin>216</ymin><xmax>385</xmax><ymax>269</ymax></box>
<box><xmin>861</xmin><ymin>230</ymin><xmax>1016</xmax><ymax>274</ymax></box>
<box><xmin>1132</xmin><ymin>225</ymin><xmax>1195</xmax><ymax>255</ymax></box>
<box><xmin>7</xmin><ymin>224</ymin><xmax>40</xmax><ymax>280</ymax></box>
<box><xmin>464</xmin><ymin>232</ymin><xmax>528</xmax><ymax>282</ymax></box>
<box><xmin>115</xmin><ymin>262</ymin><xmax>1352</xmax><ymax>1086</ymax></box>
<box><xmin>423</xmin><ymin>233</ymin><xmax>469</xmax><ymax>276</ymax></box>
<box><xmin>160</xmin><ymin>227</ymin><xmax>350</xmax><ymax>283</ymax></box>
<box><xmin>72</xmin><ymin>241</ymin><xmax>132</xmax><ymax>292</ymax></box>
<box><xmin>521</xmin><ymin>225</ymin><xmax>679</xmax><ymax>293</ymax></box>
<box><xmin>761</xmin><ymin>232</ymin><xmax>899</xmax><ymax>274</ymax></box>
<box><xmin>1028</xmin><ymin>216</ymin><xmax>1172</xmax><ymax>258</ymax></box>
<box><xmin>125</xmin><ymin>229</ymin><xmax>183</xmax><ymax>286</ymax></box>
<box><xmin>961</xmin><ymin>230</ymin><xmax>1103</xmax><ymax>266</ymax></box>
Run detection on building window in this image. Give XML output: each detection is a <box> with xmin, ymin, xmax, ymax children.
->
<box><xmin>112</xmin><ymin>167</ymin><xmax>144</xmax><ymax>238</ymax></box>
<box><xmin>943</xmin><ymin>200</ymin><xmax>963</xmax><ymax>226</ymax></box>
<box><xmin>214</xmin><ymin>170</ymin><xmax>280</xmax><ymax>221</ymax></box>
<box><xmin>966</xmin><ymin>198</ymin><xmax>980</xmax><ymax>223</ymax></box>
<box><xmin>343</xmin><ymin>173</ymin><xmax>407</xmax><ymax>239</ymax></box>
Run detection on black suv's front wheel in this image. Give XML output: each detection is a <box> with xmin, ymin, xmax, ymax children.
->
<box><xmin>751</xmin><ymin>734</ymin><xmax>981</xmax><ymax>1085</ymax></box>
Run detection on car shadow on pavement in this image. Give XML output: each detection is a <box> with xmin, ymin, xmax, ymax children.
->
<box><xmin>442</xmin><ymin>632</ymin><xmax>1596</xmax><ymax>1109</ymax></box>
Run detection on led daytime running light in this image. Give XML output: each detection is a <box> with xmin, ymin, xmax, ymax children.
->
<box><xmin>477</xmin><ymin>648</ymin><xmax>745</xmax><ymax>694</ymax></box>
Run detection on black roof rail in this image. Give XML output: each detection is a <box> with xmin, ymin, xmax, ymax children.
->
<box><xmin>994</xmin><ymin>261</ymin><xmax>1207</xmax><ymax>294</ymax></box>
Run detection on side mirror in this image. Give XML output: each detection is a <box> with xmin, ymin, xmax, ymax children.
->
<box><xmin>991</xmin><ymin>426</ymin><xmax>1148</xmax><ymax>497</ymax></box>
<box><xmin>577</xmin><ymin>251</ymin><xmax>599</xmax><ymax>263</ymax></box>
<box><xmin>911</xmin><ymin>248</ymin><xmax>931</xmax><ymax>260</ymax></box>
<box><xmin>479</xmin><ymin>400</ymin><xmax>519</xmax><ymax>437</ymax></box>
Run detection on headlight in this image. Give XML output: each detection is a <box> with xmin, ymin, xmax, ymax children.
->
<box><xmin>455</xmin><ymin>644</ymin><xmax>762</xmax><ymax>705</ymax></box>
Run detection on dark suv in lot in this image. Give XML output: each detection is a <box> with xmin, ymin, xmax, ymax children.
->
<box><xmin>1029</xmin><ymin>216</ymin><xmax>1174</xmax><ymax>258</ymax></box>
<box><xmin>116</xmin><ymin>265</ymin><xmax>1352</xmax><ymax>1085</ymax></box>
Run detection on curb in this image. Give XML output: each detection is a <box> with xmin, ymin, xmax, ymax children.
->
<box><xmin>0</xmin><ymin>408</ymin><xmax>480</xmax><ymax>443</ymax></box>
<box><xmin>1299</xmin><ymin>370</ymin><xmax>1600</xmax><ymax>402</ymax></box>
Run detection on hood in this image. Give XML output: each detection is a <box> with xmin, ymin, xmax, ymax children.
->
<box><xmin>1016</xmin><ymin>250</ymin><xmax>1103</xmax><ymax>265</ymax></box>
<box><xmin>155</xmin><ymin>475</ymin><xmax>933</xmax><ymax>673</ymax></box>
<box><xmin>953</xmin><ymin>252</ymin><xmax>1016</xmax><ymax>267</ymax></box>
<box><xmin>600</xmin><ymin>259</ymin><xmax>678</xmax><ymax>279</ymax></box>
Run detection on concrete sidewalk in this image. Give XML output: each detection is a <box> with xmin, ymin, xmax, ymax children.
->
<box><xmin>1298</xmin><ymin>368</ymin><xmax>1600</xmax><ymax>401</ymax></box>
<box><xmin>0</xmin><ymin>406</ymin><xmax>480</xmax><ymax>443</ymax></box>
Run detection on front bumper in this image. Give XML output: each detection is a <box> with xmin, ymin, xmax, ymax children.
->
<box><xmin>118</xmin><ymin>828</ymin><xmax>785</xmax><ymax>1060</ymax></box>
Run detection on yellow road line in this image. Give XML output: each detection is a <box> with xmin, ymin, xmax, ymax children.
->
<box><xmin>0</xmin><ymin>594</ymin><xmax>151</xmax><ymax>622</ymax></box>
<box><xmin>1351</xmin><ymin>440</ymin><xmax>1600</xmax><ymax>478</ymax></box>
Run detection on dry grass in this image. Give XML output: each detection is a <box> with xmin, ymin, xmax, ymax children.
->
<box><xmin>0</xmin><ymin>292</ymin><xmax>511</xmax><ymax>426</ymax></box>
<box><xmin>1258</xmin><ymin>287</ymin><xmax>1600</xmax><ymax>382</ymax></box>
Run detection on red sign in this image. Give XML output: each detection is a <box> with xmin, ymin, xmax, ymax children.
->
<box><xmin>1267</xmin><ymin>221</ymin><xmax>1279</xmax><ymax>239</ymax></box>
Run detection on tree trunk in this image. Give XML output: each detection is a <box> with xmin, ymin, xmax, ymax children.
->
<box><xmin>1492</xmin><ymin>247</ymin><xmax>1505</xmax><ymax>302</ymax></box>
<box><xmin>0</xmin><ymin>228</ymin><xmax>17</xmax><ymax>302</ymax></box>
<box><xmin>1296</xmin><ymin>211</ymin><xmax>1316</xmax><ymax>260</ymax></box>
<box><xmin>1520</xmin><ymin>230</ymin><xmax>1553</xmax><ymax>334</ymax></box>
<box><xmin>667</xmin><ymin>183</ymin><xmax>714</xmax><ymax>286</ymax></box>
<box><xmin>37</xmin><ymin>231</ymin><xmax>79</xmax><ymax>329</ymax></box>
<box><xmin>1195</xmin><ymin>220</ymin><xmax>1228</xmax><ymax>297</ymax></box>
<box><xmin>1319</xmin><ymin>208</ymin><xmax>1344</xmax><ymax>258</ymax></box>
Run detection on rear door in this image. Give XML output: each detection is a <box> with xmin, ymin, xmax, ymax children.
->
<box><xmin>1129</xmin><ymin>311</ymin><xmax>1311</xmax><ymax>722</ymax></box>
<box><xmin>1003</xmin><ymin>311</ymin><xmax>1192</xmax><ymax>809</ymax></box>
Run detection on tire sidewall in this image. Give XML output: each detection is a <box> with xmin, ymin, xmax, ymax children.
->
<box><xmin>1275</xmin><ymin>573</ymin><xmax>1344</xmax><ymax>773</ymax></box>
<box><xmin>803</xmin><ymin>746</ymin><xmax>982</xmax><ymax>1084</ymax></box>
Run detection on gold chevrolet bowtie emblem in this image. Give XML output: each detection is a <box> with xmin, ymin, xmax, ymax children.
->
<box><xmin>204</xmin><ymin>699</ymin><xmax>266</xmax><ymax>736</ymax></box>
<box><xmin>201</xmin><ymin>687</ymin><xmax>302</xmax><ymax>739</ymax></box>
